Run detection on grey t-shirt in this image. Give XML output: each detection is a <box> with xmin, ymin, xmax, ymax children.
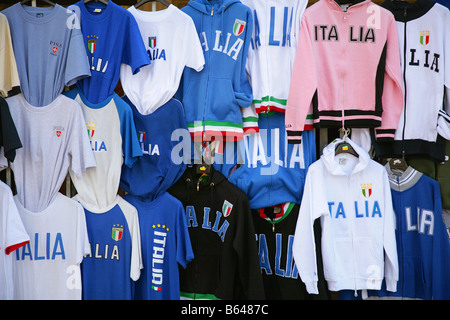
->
<box><xmin>2</xmin><ymin>3</ymin><xmax>91</xmax><ymax>107</ymax></box>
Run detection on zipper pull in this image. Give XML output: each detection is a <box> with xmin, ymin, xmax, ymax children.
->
<box><xmin>211</xmin><ymin>6</ymin><xmax>214</xmax><ymax>16</ymax></box>
<box><xmin>272</xmin><ymin>220</ymin><xmax>275</xmax><ymax>232</ymax></box>
<box><xmin>197</xmin><ymin>179</ymin><xmax>200</xmax><ymax>191</ymax></box>
<box><xmin>403</xmin><ymin>7</ymin><xmax>407</xmax><ymax>18</ymax></box>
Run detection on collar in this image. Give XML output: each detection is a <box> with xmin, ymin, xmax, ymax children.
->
<box><xmin>384</xmin><ymin>163</ymin><xmax>422</xmax><ymax>191</ymax></box>
<box><xmin>381</xmin><ymin>0</ymin><xmax>435</xmax><ymax>21</ymax></box>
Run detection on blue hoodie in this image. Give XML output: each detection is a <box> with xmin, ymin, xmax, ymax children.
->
<box><xmin>177</xmin><ymin>0</ymin><xmax>253</xmax><ymax>142</ymax></box>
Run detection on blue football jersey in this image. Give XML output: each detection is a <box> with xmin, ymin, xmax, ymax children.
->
<box><xmin>70</xmin><ymin>0</ymin><xmax>150</xmax><ymax>104</ymax></box>
<box><xmin>80</xmin><ymin>196</ymin><xmax>142</xmax><ymax>300</ymax></box>
<box><xmin>124</xmin><ymin>193</ymin><xmax>193</xmax><ymax>300</ymax></box>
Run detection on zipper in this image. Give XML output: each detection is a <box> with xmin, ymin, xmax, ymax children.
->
<box><xmin>202</xmin><ymin>5</ymin><xmax>215</xmax><ymax>145</ymax></box>
<box><xmin>341</xmin><ymin>10</ymin><xmax>348</xmax><ymax>130</ymax></box>
<box><xmin>401</xmin><ymin>8</ymin><xmax>408</xmax><ymax>141</ymax></box>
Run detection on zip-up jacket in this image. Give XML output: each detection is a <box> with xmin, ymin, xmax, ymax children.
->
<box><xmin>285</xmin><ymin>0</ymin><xmax>404</xmax><ymax>144</ymax></box>
<box><xmin>293</xmin><ymin>137</ymin><xmax>399</xmax><ymax>294</ymax></box>
<box><xmin>373</xmin><ymin>0</ymin><xmax>450</xmax><ymax>162</ymax></box>
<box><xmin>178</xmin><ymin>0</ymin><xmax>253</xmax><ymax>142</ymax></box>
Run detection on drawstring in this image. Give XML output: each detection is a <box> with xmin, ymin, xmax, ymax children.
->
<box><xmin>210</xmin><ymin>182</ymin><xmax>215</xmax><ymax>209</ymax></box>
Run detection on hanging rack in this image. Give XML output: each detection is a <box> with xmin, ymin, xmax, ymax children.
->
<box><xmin>84</xmin><ymin>0</ymin><xmax>109</xmax><ymax>6</ymax></box>
<box><xmin>335</xmin><ymin>128</ymin><xmax>359</xmax><ymax>158</ymax></box>
<box><xmin>134</xmin><ymin>0</ymin><xmax>170</xmax><ymax>9</ymax></box>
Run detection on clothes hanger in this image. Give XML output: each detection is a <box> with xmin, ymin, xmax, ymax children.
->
<box><xmin>335</xmin><ymin>128</ymin><xmax>359</xmax><ymax>158</ymax></box>
<box><xmin>84</xmin><ymin>0</ymin><xmax>109</xmax><ymax>6</ymax></box>
<box><xmin>20</xmin><ymin>0</ymin><xmax>56</xmax><ymax>6</ymax></box>
<box><xmin>388</xmin><ymin>149</ymin><xmax>408</xmax><ymax>173</ymax></box>
<box><xmin>134</xmin><ymin>0</ymin><xmax>170</xmax><ymax>9</ymax></box>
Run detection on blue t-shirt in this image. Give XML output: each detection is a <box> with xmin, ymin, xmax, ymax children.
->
<box><xmin>2</xmin><ymin>3</ymin><xmax>90</xmax><ymax>107</ymax></box>
<box><xmin>120</xmin><ymin>96</ymin><xmax>188</xmax><ymax>201</ymax></box>
<box><xmin>80</xmin><ymin>196</ymin><xmax>142</xmax><ymax>300</ymax></box>
<box><xmin>124</xmin><ymin>193</ymin><xmax>193</xmax><ymax>300</ymax></box>
<box><xmin>70</xmin><ymin>0</ymin><xmax>150</xmax><ymax>104</ymax></box>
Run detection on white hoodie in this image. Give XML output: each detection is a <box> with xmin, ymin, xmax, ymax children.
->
<box><xmin>293</xmin><ymin>138</ymin><xmax>398</xmax><ymax>294</ymax></box>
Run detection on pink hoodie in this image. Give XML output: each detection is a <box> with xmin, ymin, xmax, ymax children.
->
<box><xmin>285</xmin><ymin>0</ymin><xmax>403</xmax><ymax>143</ymax></box>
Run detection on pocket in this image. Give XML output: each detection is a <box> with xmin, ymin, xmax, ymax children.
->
<box><xmin>206</xmin><ymin>78</ymin><xmax>240</xmax><ymax>122</ymax></box>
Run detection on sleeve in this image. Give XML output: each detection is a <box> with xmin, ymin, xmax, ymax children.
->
<box><xmin>381</xmin><ymin>170</ymin><xmax>399</xmax><ymax>292</ymax></box>
<box><xmin>233</xmin><ymin>7</ymin><xmax>253</xmax><ymax>110</ymax></box>
<box><xmin>241</xmin><ymin>105</ymin><xmax>259</xmax><ymax>134</ymax></box>
<box><xmin>0</xmin><ymin>14</ymin><xmax>20</xmax><ymax>98</ymax></box>
<box><xmin>122</xmin><ymin>13</ymin><xmax>151</xmax><ymax>75</ymax></box>
<box><xmin>3</xmin><ymin>181</ymin><xmax>29</xmax><ymax>255</ymax></box>
<box><xmin>437</xmin><ymin>9</ymin><xmax>450</xmax><ymax>139</ymax></box>
<box><xmin>431</xmin><ymin>182</ymin><xmax>450</xmax><ymax>299</ymax></box>
<box><xmin>184</xmin><ymin>15</ymin><xmax>205</xmax><ymax>72</ymax></box>
<box><xmin>116</xmin><ymin>97</ymin><xmax>142</xmax><ymax>168</ymax></box>
<box><xmin>374</xmin><ymin>15</ymin><xmax>404</xmax><ymax>141</ymax></box>
<box><xmin>68</xmin><ymin>100</ymin><xmax>97</xmax><ymax>178</ymax></box>
<box><xmin>75</xmin><ymin>202</ymin><xmax>91</xmax><ymax>263</ymax></box>
<box><xmin>292</xmin><ymin>165</ymin><xmax>328</xmax><ymax>294</ymax></box>
<box><xmin>285</xmin><ymin>15</ymin><xmax>317</xmax><ymax>144</ymax></box>
<box><xmin>175</xmin><ymin>200</ymin><xmax>194</xmax><ymax>269</ymax></box>
<box><xmin>64</xmin><ymin>15</ymin><xmax>91</xmax><ymax>87</ymax></box>
<box><xmin>0</xmin><ymin>97</ymin><xmax>22</xmax><ymax>162</ymax></box>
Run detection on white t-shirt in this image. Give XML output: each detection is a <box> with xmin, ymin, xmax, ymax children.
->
<box><xmin>0</xmin><ymin>13</ymin><xmax>20</xmax><ymax>97</ymax></box>
<box><xmin>12</xmin><ymin>192</ymin><xmax>91</xmax><ymax>300</ymax></box>
<box><xmin>5</xmin><ymin>93</ymin><xmax>96</xmax><ymax>213</ymax></box>
<box><xmin>0</xmin><ymin>181</ymin><xmax>29</xmax><ymax>300</ymax></box>
<box><xmin>120</xmin><ymin>5</ymin><xmax>204</xmax><ymax>115</ymax></box>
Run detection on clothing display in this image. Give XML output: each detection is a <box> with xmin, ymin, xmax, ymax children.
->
<box><xmin>293</xmin><ymin>137</ymin><xmax>399</xmax><ymax>294</ymax></box>
<box><xmin>124</xmin><ymin>192</ymin><xmax>193</xmax><ymax>300</ymax></box>
<box><xmin>1</xmin><ymin>0</ymin><xmax>449</xmax><ymax>302</ymax></box>
<box><xmin>120</xmin><ymin>4</ymin><xmax>205</xmax><ymax>115</ymax></box>
<box><xmin>0</xmin><ymin>13</ymin><xmax>19</xmax><ymax>97</ymax></box>
<box><xmin>120</xmin><ymin>96</ymin><xmax>188</xmax><ymax>201</ymax></box>
<box><xmin>253</xmin><ymin>203</ymin><xmax>329</xmax><ymax>299</ymax></box>
<box><xmin>2</xmin><ymin>3</ymin><xmax>90</xmax><ymax>107</ymax></box>
<box><xmin>70</xmin><ymin>0</ymin><xmax>150</xmax><ymax>104</ymax></box>
<box><xmin>0</xmin><ymin>181</ymin><xmax>29</xmax><ymax>300</ymax></box>
<box><xmin>64</xmin><ymin>87</ymin><xmax>141</xmax><ymax>211</ymax></box>
<box><xmin>168</xmin><ymin>166</ymin><xmax>265</xmax><ymax>299</ymax></box>
<box><xmin>77</xmin><ymin>194</ymin><xmax>142</xmax><ymax>300</ymax></box>
<box><xmin>373</xmin><ymin>0</ymin><xmax>450</xmax><ymax>162</ymax></box>
<box><xmin>12</xmin><ymin>192</ymin><xmax>90</xmax><ymax>300</ymax></box>
<box><xmin>285</xmin><ymin>0</ymin><xmax>404</xmax><ymax>144</ymax></box>
<box><xmin>176</xmin><ymin>0</ymin><xmax>254</xmax><ymax>142</ymax></box>
<box><xmin>4</xmin><ymin>93</ymin><xmax>96</xmax><ymax>213</ymax></box>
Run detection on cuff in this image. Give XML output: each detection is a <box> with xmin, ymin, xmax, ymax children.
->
<box><xmin>287</xmin><ymin>130</ymin><xmax>303</xmax><ymax>144</ymax></box>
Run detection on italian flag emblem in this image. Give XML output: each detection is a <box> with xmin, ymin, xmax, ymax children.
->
<box><xmin>233</xmin><ymin>19</ymin><xmax>246</xmax><ymax>36</ymax></box>
<box><xmin>361</xmin><ymin>183</ymin><xmax>373</xmax><ymax>199</ymax></box>
<box><xmin>88</xmin><ymin>39</ymin><xmax>97</xmax><ymax>54</ymax></box>
<box><xmin>112</xmin><ymin>225</ymin><xmax>123</xmax><ymax>241</ymax></box>
<box><xmin>149</xmin><ymin>36</ymin><xmax>157</xmax><ymax>48</ymax></box>
<box><xmin>419</xmin><ymin>30</ymin><xmax>430</xmax><ymax>46</ymax></box>
<box><xmin>222</xmin><ymin>200</ymin><xmax>233</xmax><ymax>217</ymax></box>
<box><xmin>138</xmin><ymin>131</ymin><xmax>146</xmax><ymax>142</ymax></box>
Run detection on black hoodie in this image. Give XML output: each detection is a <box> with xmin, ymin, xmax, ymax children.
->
<box><xmin>168</xmin><ymin>165</ymin><xmax>265</xmax><ymax>300</ymax></box>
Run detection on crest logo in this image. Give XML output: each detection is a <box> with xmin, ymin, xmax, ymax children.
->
<box><xmin>149</xmin><ymin>36</ymin><xmax>157</xmax><ymax>48</ymax></box>
<box><xmin>138</xmin><ymin>131</ymin><xmax>146</xmax><ymax>143</ymax></box>
<box><xmin>87</xmin><ymin>35</ymin><xmax>99</xmax><ymax>54</ymax></box>
<box><xmin>52</xmin><ymin>46</ymin><xmax>58</xmax><ymax>54</ymax></box>
<box><xmin>419</xmin><ymin>30</ymin><xmax>430</xmax><ymax>46</ymax></box>
<box><xmin>86</xmin><ymin>122</ymin><xmax>96</xmax><ymax>139</ymax></box>
<box><xmin>53</xmin><ymin>126</ymin><xmax>64</xmax><ymax>137</ymax></box>
<box><xmin>361</xmin><ymin>183</ymin><xmax>373</xmax><ymax>199</ymax></box>
<box><xmin>112</xmin><ymin>224</ymin><xmax>123</xmax><ymax>241</ymax></box>
<box><xmin>222</xmin><ymin>200</ymin><xmax>233</xmax><ymax>217</ymax></box>
<box><xmin>233</xmin><ymin>19</ymin><xmax>246</xmax><ymax>36</ymax></box>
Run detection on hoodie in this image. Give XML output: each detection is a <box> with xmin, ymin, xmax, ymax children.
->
<box><xmin>293</xmin><ymin>137</ymin><xmax>398</xmax><ymax>295</ymax></box>
<box><xmin>177</xmin><ymin>0</ymin><xmax>253</xmax><ymax>142</ymax></box>
<box><xmin>168</xmin><ymin>165</ymin><xmax>265</xmax><ymax>300</ymax></box>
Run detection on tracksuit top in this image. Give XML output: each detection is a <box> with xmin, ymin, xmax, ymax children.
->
<box><xmin>373</xmin><ymin>0</ymin><xmax>450</xmax><ymax>162</ymax></box>
<box><xmin>285</xmin><ymin>0</ymin><xmax>404</xmax><ymax>144</ymax></box>
<box><xmin>293</xmin><ymin>137</ymin><xmax>399</xmax><ymax>294</ymax></box>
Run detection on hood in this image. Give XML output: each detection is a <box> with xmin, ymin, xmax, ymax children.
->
<box><xmin>186</xmin><ymin>0</ymin><xmax>241</xmax><ymax>14</ymax></box>
<box><xmin>321</xmin><ymin>137</ymin><xmax>371</xmax><ymax>176</ymax></box>
<box><xmin>381</xmin><ymin>0</ymin><xmax>435</xmax><ymax>21</ymax></box>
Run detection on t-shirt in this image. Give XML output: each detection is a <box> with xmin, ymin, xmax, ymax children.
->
<box><xmin>0</xmin><ymin>13</ymin><xmax>19</xmax><ymax>97</ymax></box>
<box><xmin>1</xmin><ymin>3</ymin><xmax>90</xmax><ymax>107</ymax></box>
<box><xmin>4</xmin><ymin>93</ymin><xmax>96</xmax><ymax>213</ymax></box>
<box><xmin>120</xmin><ymin>5</ymin><xmax>204</xmax><ymax>115</ymax></box>
<box><xmin>64</xmin><ymin>87</ymin><xmax>142</xmax><ymax>211</ymax></box>
<box><xmin>0</xmin><ymin>97</ymin><xmax>22</xmax><ymax>163</ymax></box>
<box><xmin>12</xmin><ymin>192</ymin><xmax>91</xmax><ymax>300</ymax></box>
<box><xmin>69</xmin><ymin>0</ymin><xmax>150</xmax><ymax>104</ymax></box>
<box><xmin>78</xmin><ymin>195</ymin><xmax>142</xmax><ymax>300</ymax></box>
<box><xmin>0</xmin><ymin>181</ymin><xmax>29</xmax><ymax>300</ymax></box>
<box><xmin>124</xmin><ymin>192</ymin><xmax>193</xmax><ymax>300</ymax></box>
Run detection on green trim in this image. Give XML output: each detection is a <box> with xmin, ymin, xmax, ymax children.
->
<box><xmin>180</xmin><ymin>292</ymin><xmax>221</xmax><ymax>300</ymax></box>
<box><xmin>242</xmin><ymin>116</ymin><xmax>259</xmax><ymax>122</ymax></box>
<box><xmin>253</xmin><ymin>95</ymin><xmax>287</xmax><ymax>105</ymax></box>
